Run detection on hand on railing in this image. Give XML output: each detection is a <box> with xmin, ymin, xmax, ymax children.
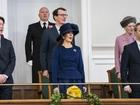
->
<box><xmin>27</xmin><ymin>60</ymin><xmax>32</xmax><ymax>66</ymax></box>
<box><xmin>117</xmin><ymin>72</ymin><xmax>121</xmax><ymax>79</ymax></box>
<box><xmin>0</xmin><ymin>74</ymin><xmax>8</xmax><ymax>83</ymax></box>
<box><xmin>124</xmin><ymin>85</ymin><xmax>132</xmax><ymax>93</ymax></box>
<box><xmin>42</xmin><ymin>70</ymin><xmax>49</xmax><ymax>78</ymax></box>
<box><xmin>53</xmin><ymin>87</ymin><xmax>60</xmax><ymax>94</ymax></box>
<box><xmin>83</xmin><ymin>86</ymin><xmax>87</xmax><ymax>93</ymax></box>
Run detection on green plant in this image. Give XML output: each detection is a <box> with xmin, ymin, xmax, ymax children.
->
<box><xmin>50</xmin><ymin>92</ymin><xmax>101</xmax><ymax>105</ymax></box>
<box><xmin>50</xmin><ymin>92</ymin><xmax>62</xmax><ymax>105</ymax></box>
<box><xmin>84</xmin><ymin>92</ymin><xmax>101</xmax><ymax>105</ymax></box>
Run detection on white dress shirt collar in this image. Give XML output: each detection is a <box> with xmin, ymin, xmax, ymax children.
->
<box><xmin>136</xmin><ymin>40</ymin><xmax>140</xmax><ymax>50</ymax></box>
<box><xmin>55</xmin><ymin>25</ymin><xmax>60</xmax><ymax>34</ymax></box>
<box><xmin>40</xmin><ymin>21</ymin><xmax>48</xmax><ymax>28</ymax></box>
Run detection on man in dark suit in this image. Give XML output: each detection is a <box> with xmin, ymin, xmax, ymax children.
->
<box><xmin>40</xmin><ymin>7</ymin><xmax>68</xmax><ymax>98</ymax></box>
<box><xmin>0</xmin><ymin>16</ymin><xmax>16</xmax><ymax>99</ymax></box>
<box><xmin>40</xmin><ymin>7</ymin><xmax>68</xmax><ymax>81</ymax></box>
<box><xmin>25</xmin><ymin>7</ymin><xmax>54</xmax><ymax>83</ymax></box>
<box><xmin>121</xmin><ymin>23</ymin><xmax>140</xmax><ymax>98</ymax></box>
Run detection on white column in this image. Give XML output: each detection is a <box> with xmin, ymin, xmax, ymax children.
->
<box><xmin>81</xmin><ymin>0</ymin><xmax>93</xmax><ymax>82</ymax></box>
<box><xmin>0</xmin><ymin>0</ymin><xmax>8</xmax><ymax>38</ymax></box>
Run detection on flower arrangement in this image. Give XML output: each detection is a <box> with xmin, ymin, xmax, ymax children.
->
<box><xmin>50</xmin><ymin>85</ymin><xmax>101</xmax><ymax>105</ymax></box>
<box><xmin>67</xmin><ymin>85</ymin><xmax>82</xmax><ymax>98</ymax></box>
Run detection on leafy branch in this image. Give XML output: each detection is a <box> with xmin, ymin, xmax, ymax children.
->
<box><xmin>50</xmin><ymin>92</ymin><xmax>62</xmax><ymax>105</ymax></box>
<box><xmin>83</xmin><ymin>92</ymin><xmax>102</xmax><ymax>105</ymax></box>
<box><xmin>50</xmin><ymin>92</ymin><xmax>101</xmax><ymax>105</ymax></box>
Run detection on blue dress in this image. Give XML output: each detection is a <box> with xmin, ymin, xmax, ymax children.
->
<box><xmin>51</xmin><ymin>45</ymin><xmax>85</xmax><ymax>93</ymax></box>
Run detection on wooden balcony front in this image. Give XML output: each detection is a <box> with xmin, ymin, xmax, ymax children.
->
<box><xmin>0</xmin><ymin>99</ymin><xmax>140</xmax><ymax>105</ymax></box>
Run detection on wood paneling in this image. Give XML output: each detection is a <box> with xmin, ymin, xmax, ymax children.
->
<box><xmin>12</xmin><ymin>85</ymin><xmax>40</xmax><ymax>99</ymax></box>
<box><xmin>12</xmin><ymin>85</ymin><xmax>111</xmax><ymax>99</ymax></box>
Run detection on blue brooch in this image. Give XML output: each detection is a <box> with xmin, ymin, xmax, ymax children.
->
<box><xmin>73</xmin><ymin>49</ymin><xmax>77</xmax><ymax>52</ymax></box>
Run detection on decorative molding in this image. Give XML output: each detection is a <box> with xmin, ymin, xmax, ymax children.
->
<box><xmin>90</xmin><ymin>48</ymin><xmax>114</xmax><ymax>82</ymax></box>
<box><xmin>93</xmin><ymin>61</ymin><xmax>114</xmax><ymax>66</ymax></box>
<box><xmin>92</xmin><ymin>45</ymin><xmax>114</xmax><ymax>51</ymax></box>
<box><xmin>91</xmin><ymin>58</ymin><xmax>114</xmax><ymax>82</ymax></box>
<box><xmin>92</xmin><ymin>55</ymin><xmax>114</xmax><ymax>58</ymax></box>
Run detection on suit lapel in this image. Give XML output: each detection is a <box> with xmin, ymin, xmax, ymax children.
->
<box><xmin>48</xmin><ymin>22</ymin><xmax>54</xmax><ymax>29</ymax></box>
<box><xmin>0</xmin><ymin>36</ymin><xmax>5</xmax><ymax>49</ymax></box>
<box><xmin>36</xmin><ymin>22</ymin><xmax>42</xmax><ymax>30</ymax></box>
<box><xmin>132</xmin><ymin>41</ymin><xmax>140</xmax><ymax>57</ymax></box>
<box><xmin>52</xmin><ymin>26</ymin><xmax>59</xmax><ymax>36</ymax></box>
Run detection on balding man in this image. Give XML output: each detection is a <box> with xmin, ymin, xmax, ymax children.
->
<box><xmin>25</xmin><ymin>7</ymin><xmax>54</xmax><ymax>83</ymax></box>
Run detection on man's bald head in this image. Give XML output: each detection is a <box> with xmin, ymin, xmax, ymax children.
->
<box><xmin>38</xmin><ymin>7</ymin><xmax>50</xmax><ymax>21</ymax></box>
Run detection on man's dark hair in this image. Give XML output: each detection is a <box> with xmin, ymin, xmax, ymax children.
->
<box><xmin>0</xmin><ymin>16</ymin><xmax>5</xmax><ymax>24</ymax></box>
<box><xmin>52</xmin><ymin>7</ymin><xmax>66</xmax><ymax>20</ymax></box>
<box><xmin>135</xmin><ymin>23</ymin><xmax>140</xmax><ymax>31</ymax></box>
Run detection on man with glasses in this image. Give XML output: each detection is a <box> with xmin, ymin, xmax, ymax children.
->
<box><xmin>40</xmin><ymin>7</ymin><xmax>68</xmax><ymax>98</ymax></box>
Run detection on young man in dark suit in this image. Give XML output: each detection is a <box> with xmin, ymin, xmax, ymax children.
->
<box><xmin>121</xmin><ymin>23</ymin><xmax>140</xmax><ymax>98</ymax></box>
<box><xmin>0</xmin><ymin>16</ymin><xmax>16</xmax><ymax>99</ymax></box>
<box><xmin>40</xmin><ymin>7</ymin><xmax>68</xmax><ymax>98</ymax></box>
<box><xmin>40</xmin><ymin>7</ymin><xmax>68</xmax><ymax>81</ymax></box>
<box><xmin>25</xmin><ymin>7</ymin><xmax>54</xmax><ymax>83</ymax></box>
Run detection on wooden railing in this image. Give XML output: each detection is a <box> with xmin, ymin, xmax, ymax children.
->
<box><xmin>0</xmin><ymin>83</ymin><xmax>140</xmax><ymax>105</ymax></box>
<box><xmin>9</xmin><ymin>83</ymin><xmax>132</xmax><ymax>99</ymax></box>
<box><xmin>0</xmin><ymin>99</ymin><xmax>140</xmax><ymax>105</ymax></box>
<box><xmin>1</xmin><ymin>83</ymin><xmax>140</xmax><ymax>99</ymax></box>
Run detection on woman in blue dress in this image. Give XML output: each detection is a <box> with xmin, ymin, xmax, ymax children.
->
<box><xmin>51</xmin><ymin>23</ymin><xmax>85</xmax><ymax>95</ymax></box>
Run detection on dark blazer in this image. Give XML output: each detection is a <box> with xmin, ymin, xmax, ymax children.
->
<box><xmin>0</xmin><ymin>36</ymin><xmax>16</xmax><ymax>83</ymax></box>
<box><xmin>121</xmin><ymin>41</ymin><xmax>140</xmax><ymax>90</ymax></box>
<box><xmin>25</xmin><ymin>21</ymin><xmax>54</xmax><ymax>70</ymax></box>
<box><xmin>40</xmin><ymin>26</ymin><xmax>59</xmax><ymax>72</ymax></box>
<box><xmin>51</xmin><ymin>45</ymin><xmax>85</xmax><ymax>83</ymax></box>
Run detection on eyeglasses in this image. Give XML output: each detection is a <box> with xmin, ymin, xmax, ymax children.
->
<box><xmin>57</xmin><ymin>14</ymin><xmax>68</xmax><ymax>17</ymax></box>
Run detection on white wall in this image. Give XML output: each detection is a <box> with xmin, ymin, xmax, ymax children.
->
<box><xmin>3</xmin><ymin>0</ymin><xmax>140</xmax><ymax>83</ymax></box>
<box><xmin>91</xmin><ymin>0</ymin><xmax>140</xmax><ymax>46</ymax></box>
<box><xmin>7</xmin><ymin>0</ymin><xmax>81</xmax><ymax>83</ymax></box>
<box><xmin>0</xmin><ymin>0</ymin><xmax>8</xmax><ymax>37</ymax></box>
<box><xmin>90</xmin><ymin>0</ymin><xmax>140</xmax><ymax>82</ymax></box>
